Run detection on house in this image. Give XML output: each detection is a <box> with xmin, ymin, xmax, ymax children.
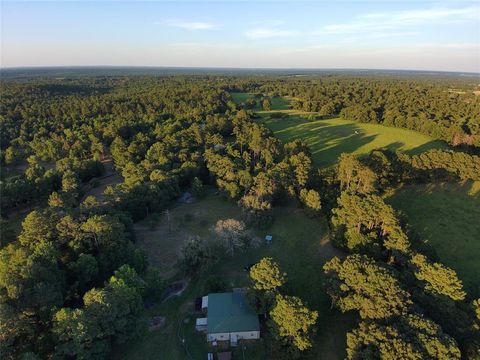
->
<box><xmin>202</xmin><ymin>292</ymin><xmax>260</xmax><ymax>345</ymax></box>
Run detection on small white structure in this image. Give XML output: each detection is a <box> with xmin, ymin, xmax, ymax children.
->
<box><xmin>196</xmin><ymin>317</ymin><xmax>207</xmax><ymax>332</ymax></box>
<box><xmin>202</xmin><ymin>295</ymin><xmax>209</xmax><ymax>310</ymax></box>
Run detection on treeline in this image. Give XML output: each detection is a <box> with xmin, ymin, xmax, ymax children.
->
<box><xmin>228</xmin><ymin>76</ymin><xmax>480</xmax><ymax>148</ymax></box>
<box><xmin>0</xmin><ymin>195</ymin><xmax>163</xmax><ymax>359</ymax></box>
<box><xmin>314</xmin><ymin>150</ymin><xmax>480</xmax><ymax>359</ymax></box>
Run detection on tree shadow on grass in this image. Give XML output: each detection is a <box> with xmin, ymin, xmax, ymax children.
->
<box><xmin>273</xmin><ymin>119</ymin><xmax>378</xmax><ymax>166</ymax></box>
<box><xmin>405</xmin><ymin>140</ymin><xmax>447</xmax><ymax>155</ymax></box>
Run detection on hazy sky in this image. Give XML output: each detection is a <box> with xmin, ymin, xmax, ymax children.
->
<box><xmin>1</xmin><ymin>0</ymin><xmax>479</xmax><ymax>72</ymax></box>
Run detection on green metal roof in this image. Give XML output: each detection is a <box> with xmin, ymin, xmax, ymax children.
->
<box><xmin>207</xmin><ymin>292</ymin><xmax>260</xmax><ymax>334</ymax></box>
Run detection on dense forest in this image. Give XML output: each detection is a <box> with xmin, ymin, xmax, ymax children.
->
<box><xmin>1</xmin><ymin>73</ymin><xmax>479</xmax><ymax>359</ymax></box>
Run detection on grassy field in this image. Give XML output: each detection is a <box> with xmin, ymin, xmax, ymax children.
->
<box><xmin>115</xmin><ymin>192</ymin><xmax>354</xmax><ymax>360</ymax></box>
<box><xmin>260</xmin><ymin>115</ymin><xmax>447</xmax><ymax>167</ymax></box>
<box><xmin>387</xmin><ymin>181</ymin><xmax>480</xmax><ymax>293</ymax></box>
<box><xmin>229</xmin><ymin>92</ymin><xmax>446</xmax><ymax>168</ymax></box>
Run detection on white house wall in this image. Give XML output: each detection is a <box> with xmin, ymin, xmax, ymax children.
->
<box><xmin>207</xmin><ymin>331</ymin><xmax>260</xmax><ymax>342</ymax></box>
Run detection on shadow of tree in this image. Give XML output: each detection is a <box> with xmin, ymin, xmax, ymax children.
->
<box><xmin>406</xmin><ymin>140</ymin><xmax>448</xmax><ymax>155</ymax></box>
<box><xmin>266</xmin><ymin>117</ymin><xmax>378</xmax><ymax>166</ymax></box>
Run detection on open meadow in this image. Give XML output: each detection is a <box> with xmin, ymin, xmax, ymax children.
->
<box><xmin>260</xmin><ymin>115</ymin><xmax>447</xmax><ymax>167</ymax></box>
<box><xmin>232</xmin><ymin>92</ymin><xmax>446</xmax><ymax>167</ymax></box>
<box><xmin>114</xmin><ymin>190</ymin><xmax>354</xmax><ymax>360</ymax></box>
<box><xmin>387</xmin><ymin>181</ymin><xmax>480</xmax><ymax>293</ymax></box>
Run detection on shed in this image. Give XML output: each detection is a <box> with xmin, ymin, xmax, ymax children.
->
<box><xmin>196</xmin><ymin>317</ymin><xmax>207</xmax><ymax>331</ymax></box>
<box><xmin>202</xmin><ymin>295</ymin><xmax>209</xmax><ymax>310</ymax></box>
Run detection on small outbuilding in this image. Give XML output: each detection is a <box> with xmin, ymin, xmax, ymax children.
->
<box><xmin>196</xmin><ymin>317</ymin><xmax>207</xmax><ymax>332</ymax></box>
<box><xmin>202</xmin><ymin>295</ymin><xmax>209</xmax><ymax>310</ymax></box>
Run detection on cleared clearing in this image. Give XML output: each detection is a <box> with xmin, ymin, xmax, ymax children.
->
<box><xmin>230</xmin><ymin>92</ymin><xmax>446</xmax><ymax>167</ymax></box>
<box><xmin>261</xmin><ymin>115</ymin><xmax>447</xmax><ymax>167</ymax></box>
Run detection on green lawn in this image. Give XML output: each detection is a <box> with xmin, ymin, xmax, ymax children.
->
<box><xmin>387</xmin><ymin>181</ymin><xmax>480</xmax><ymax>293</ymax></box>
<box><xmin>261</xmin><ymin>115</ymin><xmax>447</xmax><ymax>167</ymax></box>
<box><xmin>114</xmin><ymin>194</ymin><xmax>354</xmax><ymax>360</ymax></box>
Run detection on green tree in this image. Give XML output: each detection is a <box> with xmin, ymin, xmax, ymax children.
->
<box><xmin>299</xmin><ymin>188</ymin><xmax>321</xmax><ymax>216</ymax></box>
<box><xmin>270</xmin><ymin>294</ymin><xmax>318</xmax><ymax>351</ymax></box>
<box><xmin>191</xmin><ymin>177</ymin><xmax>204</xmax><ymax>198</ymax></box>
<box><xmin>410</xmin><ymin>253</ymin><xmax>466</xmax><ymax>301</ymax></box>
<box><xmin>323</xmin><ymin>255</ymin><xmax>411</xmax><ymax>319</ymax></box>
<box><xmin>181</xmin><ymin>236</ymin><xmax>211</xmax><ymax>273</ymax></box>
<box><xmin>250</xmin><ymin>257</ymin><xmax>286</xmax><ymax>292</ymax></box>
<box><xmin>262</xmin><ymin>98</ymin><xmax>272</xmax><ymax>111</ymax></box>
<box><xmin>346</xmin><ymin>314</ymin><xmax>461</xmax><ymax>360</ymax></box>
<box><xmin>337</xmin><ymin>153</ymin><xmax>377</xmax><ymax>194</ymax></box>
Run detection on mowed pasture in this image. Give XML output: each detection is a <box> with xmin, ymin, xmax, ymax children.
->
<box><xmin>230</xmin><ymin>92</ymin><xmax>446</xmax><ymax>167</ymax></box>
<box><xmin>116</xmin><ymin>191</ymin><xmax>353</xmax><ymax>360</ymax></box>
<box><xmin>261</xmin><ymin>115</ymin><xmax>447</xmax><ymax>167</ymax></box>
<box><xmin>387</xmin><ymin>181</ymin><xmax>480</xmax><ymax>293</ymax></box>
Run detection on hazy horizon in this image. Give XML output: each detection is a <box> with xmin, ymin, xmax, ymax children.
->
<box><xmin>1</xmin><ymin>1</ymin><xmax>479</xmax><ymax>72</ymax></box>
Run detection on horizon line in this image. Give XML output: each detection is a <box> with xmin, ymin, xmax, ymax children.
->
<box><xmin>1</xmin><ymin>65</ymin><xmax>479</xmax><ymax>75</ymax></box>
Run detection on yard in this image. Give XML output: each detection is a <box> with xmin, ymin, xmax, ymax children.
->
<box><xmin>114</xmin><ymin>191</ymin><xmax>354</xmax><ymax>359</ymax></box>
<box><xmin>387</xmin><ymin>181</ymin><xmax>480</xmax><ymax>295</ymax></box>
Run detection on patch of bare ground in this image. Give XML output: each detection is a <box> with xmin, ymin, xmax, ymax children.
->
<box><xmin>134</xmin><ymin>215</ymin><xmax>191</xmax><ymax>279</ymax></box>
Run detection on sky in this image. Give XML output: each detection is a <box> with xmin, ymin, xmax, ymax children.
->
<box><xmin>1</xmin><ymin>0</ymin><xmax>479</xmax><ymax>72</ymax></box>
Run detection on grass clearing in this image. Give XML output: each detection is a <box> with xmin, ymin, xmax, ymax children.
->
<box><xmin>116</xmin><ymin>193</ymin><xmax>353</xmax><ymax>360</ymax></box>
<box><xmin>387</xmin><ymin>181</ymin><xmax>480</xmax><ymax>293</ymax></box>
<box><xmin>230</xmin><ymin>92</ymin><xmax>446</xmax><ymax>168</ymax></box>
<box><xmin>260</xmin><ymin>115</ymin><xmax>447</xmax><ymax>167</ymax></box>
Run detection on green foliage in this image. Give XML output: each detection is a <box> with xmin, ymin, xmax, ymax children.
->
<box><xmin>53</xmin><ymin>265</ymin><xmax>146</xmax><ymax>359</ymax></box>
<box><xmin>324</xmin><ymin>255</ymin><xmax>412</xmax><ymax>319</ymax></box>
<box><xmin>181</xmin><ymin>236</ymin><xmax>211</xmax><ymax>273</ymax></box>
<box><xmin>410</xmin><ymin>253</ymin><xmax>466</xmax><ymax>301</ymax></box>
<box><xmin>337</xmin><ymin>153</ymin><xmax>377</xmax><ymax>194</ymax></box>
<box><xmin>346</xmin><ymin>314</ymin><xmax>461</xmax><ymax>359</ymax></box>
<box><xmin>331</xmin><ymin>192</ymin><xmax>410</xmax><ymax>254</ymax></box>
<box><xmin>262</xmin><ymin>98</ymin><xmax>272</xmax><ymax>111</ymax></box>
<box><xmin>250</xmin><ymin>257</ymin><xmax>286</xmax><ymax>292</ymax></box>
<box><xmin>191</xmin><ymin>177</ymin><xmax>204</xmax><ymax>198</ymax></box>
<box><xmin>270</xmin><ymin>294</ymin><xmax>318</xmax><ymax>351</ymax></box>
<box><xmin>299</xmin><ymin>188</ymin><xmax>321</xmax><ymax>216</ymax></box>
